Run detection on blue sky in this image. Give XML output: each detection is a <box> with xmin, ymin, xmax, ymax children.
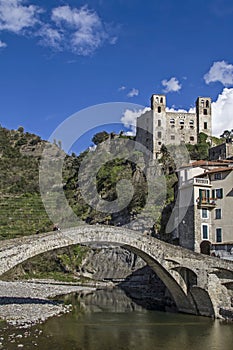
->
<box><xmin>0</xmin><ymin>0</ymin><xmax>233</xmax><ymax>151</ymax></box>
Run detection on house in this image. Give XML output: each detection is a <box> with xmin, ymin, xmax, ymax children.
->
<box><xmin>209</xmin><ymin>141</ymin><xmax>233</xmax><ymax>161</ymax></box>
<box><xmin>173</xmin><ymin>160</ymin><xmax>233</xmax><ymax>258</ymax></box>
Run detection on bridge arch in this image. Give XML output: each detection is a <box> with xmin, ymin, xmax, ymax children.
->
<box><xmin>0</xmin><ymin>225</ymin><xmax>221</xmax><ymax>317</ymax></box>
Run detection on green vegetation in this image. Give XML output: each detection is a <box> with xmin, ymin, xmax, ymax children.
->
<box><xmin>185</xmin><ymin>132</ymin><xmax>210</xmax><ymax>160</ymax></box>
<box><xmin>92</xmin><ymin>131</ymin><xmax>109</xmax><ymax>145</ymax></box>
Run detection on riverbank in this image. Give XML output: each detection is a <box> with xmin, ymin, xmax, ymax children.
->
<box><xmin>0</xmin><ymin>280</ymin><xmax>97</xmax><ymax>328</ymax></box>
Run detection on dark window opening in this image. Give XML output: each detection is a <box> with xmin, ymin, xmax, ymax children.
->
<box><xmin>214</xmin><ymin>173</ymin><xmax>222</xmax><ymax>180</ymax></box>
<box><xmin>158</xmin><ymin>131</ymin><xmax>162</xmax><ymax>138</ymax></box>
<box><xmin>204</xmin><ymin>109</ymin><xmax>208</xmax><ymax>115</ymax></box>
<box><xmin>215</xmin><ymin>209</ymin><xmax>221</xmax><ymax>219</ymax></box>
<box><xmin>158</xmin><ymin>120</ymin><xmax>161</xmax><ymax>127</ymax></box>
<box><xmin>171</xmin><ymin>135</ymin><xmax>175</xmax><ymax>140</ymax></box>
<box><xmin>202</xmin><ymin>225</ymin><xmax>208</xmax><ymax>240</ymax></box>
<box><xmin>216</xmin><ymin>228</ymin><xmax>222</xmax><ymax>243</ymax></box>
<box><xmin>204</xmin><ymin>122</ymin><xmax>208</xmax><ymax>129</ymax></box>
<box><xmin>206</xmin><ymin>100</ymin><xmax>209</xmax><ymax>108</ymax></box>
<box><xmin>190</xmin><ymin>136</ymin><xmax>195</xmax><ymax>141</ymax></box>
<box><xmin>158</xmin><ymin>106</ymin><xmax>161</xmax><ymax>113</ymax></box>
<box><xmin>160</xmin><ymin>97</ymin><xmax>163</xmax><ymax>103</ymax></box>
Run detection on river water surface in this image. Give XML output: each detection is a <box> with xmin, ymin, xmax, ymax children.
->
<box><xmin>1</xmin><ymin>288</ymin><xmax>233</xmax><ymax>350</ymax></box>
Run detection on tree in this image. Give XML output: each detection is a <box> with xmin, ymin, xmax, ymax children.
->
<box><xmin>92</xmin><ymin>131</ymin><xmax>109</xmax><ymax>145</ymax></box>
<box><xmin>220</xmin><ymin>129</ymin><xmax>233</xmax><ymax>142</ymax></box>
<box><xmin>17</xmin><ymin>126</ymin><xmax>24</xmax><ymax>133</ymax></box>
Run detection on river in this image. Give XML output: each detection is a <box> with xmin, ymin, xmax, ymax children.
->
<box><xmin>0</xmin><ymin>288</ymin><xmax>232</xmax><ymax>350</ymax></box>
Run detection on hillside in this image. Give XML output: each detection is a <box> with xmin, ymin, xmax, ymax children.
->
<box><xmin>0</xmin><ymin>126</ymin><xmax>158</xmax><ymax>281</ymax></box>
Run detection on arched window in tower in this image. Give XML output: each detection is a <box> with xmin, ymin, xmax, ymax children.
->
<box><xmin>204</xmin><ymin>109</ymin><xmax>208</xmax><ymax>115</ymax></box>
<box><xmin>189</xmin><ymin>120</ymin><xmax>194</xmax><ymax>129</ymax></box>
<box><xmin>160</xmin><ymin>97</ymin><xmax>163</xmax><ymax>103</ymax></box>
<box><xmin>158</xmin><ymin>106</ymin><xmax>161</xmax><ymax>113</ymax></box>
<box><xmin>156</xmin><ymin>97</ymin><xmax>159</xmax><ymax>103</ymax></box>
<box><xmin>201</xmin><ymin>99</ymin><xmax>204</xmax><ymax>107</ymax></box>
<box><xmin>206</xmin><ymin>100</ymin><xmax>209</xmax><ymax>108</ymax></box>
<box><xmin>170</xmin><ymin>118</ymin><xmax>175</xmax><ymax>125</ymax></box>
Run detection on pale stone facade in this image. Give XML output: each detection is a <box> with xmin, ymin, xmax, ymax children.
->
<box><xmin>136</xmin><ymin>94</ymin><xmax>212</xmax><ymax>159</ymax></box>
<box><xmin>174</xmin><ymin>160</ymin><xmax>233</xmax><ymax>256</ymax></box>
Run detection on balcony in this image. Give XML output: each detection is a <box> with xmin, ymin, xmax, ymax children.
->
<box><xmin>197</xmin><ymin>197</ymin><xmax>217</xmax><ymax>209</ymax></box>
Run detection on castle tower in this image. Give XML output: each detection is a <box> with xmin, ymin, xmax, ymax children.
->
<box><xmin>196</xmin><ymin>97</ymin><xmax>212</xmax><ymax>137</ymax></box>
<box><xmin>151</xmin><ymin>94</ymin><xmax>167</xmax><ymax>158</ymax></box>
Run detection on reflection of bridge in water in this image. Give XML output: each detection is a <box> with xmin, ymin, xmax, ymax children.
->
<box><xmin>0</xmin><ymin>225</ymin><xmax>233</xmax><ymax>320</ymax></box>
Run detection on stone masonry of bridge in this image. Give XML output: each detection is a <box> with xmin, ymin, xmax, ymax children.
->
<box><xmin>0</xmin><ymin>225</ymin><xmax>233</xmax><ymax>320</ymax></box>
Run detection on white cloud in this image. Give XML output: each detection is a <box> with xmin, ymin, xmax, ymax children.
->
<box><xmin>37</xmin><ymin>25</ymin><xmax>63</xmax><ymax>51</ymax></box>
<box><xmin>204</xmin><ymin>60</ymin><xmax>233</xmax><ymax>86</ymax></box>
<box><xmin>0</xmin><ymin>0</ymin><xmax>41</xmax><ymax>34</ymax></box>
<box><xmin>121</xmin><ymin>107</ymin><xmax>151</xmax><ymax>135</ymax></box>
<box><xmin>0</xmin><ymin>2</ymin><xmax>118</xmax><ymax>56</ymax></box>
<box><xmin>161</xmin><ymin>77</ymin><xmax>182</xmax><ymax>93</ymax></box>
<box><xmin>127</xmin><ymin>88</ymin><xmax>139</xmax><ymax>98</ymax></box>
<box><xmin>166</xmin><ymin>107</ymin><xmax>195</xmax><ymax>113</ymax></box>
<box><xmin>212</xmin><ymin>88</ymin><xmax>233</xmax><ymax>136</ymax></box>
<box><xmin>48</xmin><ymin>5</ymin><xmax>116</xmax><ymax>56</ymax></box>
<box><xmin>0</xmin><ymin>39</ymin><xmax>7</xmax><ymax>48</ymax></box>
<box><xmin>118</xmin><ymin>86</ymin><xmax>126</xmax><ymax>91</ymax></box>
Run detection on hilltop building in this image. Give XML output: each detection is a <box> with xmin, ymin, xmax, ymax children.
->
<box><xmin>136</xmin><ymin>94</ymin><xmax>212</xmax><ymax>159</ymax></box>
<box><xmin>173</xmin><ymin>160</ymin><xmax>233</xmax><ymax>259</ymax></box>
<box><xmin>209</xmin><ymin>140</ymin><xmax>233</xmax><ymax>161</ymax></box>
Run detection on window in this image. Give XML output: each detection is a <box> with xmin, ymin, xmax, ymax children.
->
<box><xmin>158</xmin><ymin>106</ymin><xmax>161</xmax><ymax>113</ymax></box>
<box><xmin>204</xmin><ymin>122</ymin><xmax>208</xmax><ymax>129</ymax></box>
<box><xmin>215</xmin><ymin>208</ymin><xmax>222</xmax><ymax>219</ymax></box>
<box><xmin>158</xmin><ymin>131</ymin><xmax>162</xmax><ymax>138</ymax></box>
<box><xmin>171</xmin><ymin>135</ymin><xmax>175</xmax><ymax>140</ymax></box>
<box><xmin>199</xmin><ymin>189</ymin><xmax>210</xmax><ymax>203</ymax></box>
<box><xmin>160</xmin><ymin>97</ymin><xmax>163</xmax><ymax>103</ymax></box>
<box><xmin>216</xmin><ymin>228</ymin><xmax>222</xmax><ymax>243</ymax></box>
<box><xmin>158</xmin><ymin>120</ymin><xmax>161</xmax><ymax>127</ymax></box>
<box><xmin>190</xmin><ymin>136</ymin><xmax>195</xmax><ymax>141</ymax></box>
<box><xmin>204</xmin><ymin>109</ymin><xmax>208</xmax><ymax>116</ymax></box>
<box><xmin>214</xmin><ymin>173</ymin><xmax>222</xmax><ymax>180</ymax></box>
<box><xmin>189</xmin><ymin>120</ymin><xmax>194</xmax><ymax>129</ymax></box>
<box><xmin>212</xmin><ymin>188</ymin><xmax>223</xmax><ymax>199</ymax></box>
<box><xmin>201</xmin><ymin>99</ymin><xmax>204</xmax><ymax>107</ymax></box>
<box><xmin>202</xmin><ymin>208</ymin><xmax>208</xmax><ymax>219</ymax></box>
<box><xmin>202</xmin><ymin>224</ymin><xmax>208</xmax><ymax>239</ymax></box>
<box><xmin>170</xmin><ymin>118</ymin><xmax>175</xmax><ymax>124</ymax></box>
<box><xmin>158</xmin><ymin>141</ymin><xmax>161</xmax><ymax>145</ymax></box>
<box><xmin>206</xmin><ymin>100</ymin><xmax>209</xmax><ymax>108</ymax></box>
<box><xmin>180</xmin><ymin>120</ymin><xmax>184</xmax><ymax>125</ymax></box>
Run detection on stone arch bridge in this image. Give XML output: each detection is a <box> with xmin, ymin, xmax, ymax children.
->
<box><xmin>0</xmin><ymin>225</ymin><xmax>233</xmax><ymax>320</ymax></box>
